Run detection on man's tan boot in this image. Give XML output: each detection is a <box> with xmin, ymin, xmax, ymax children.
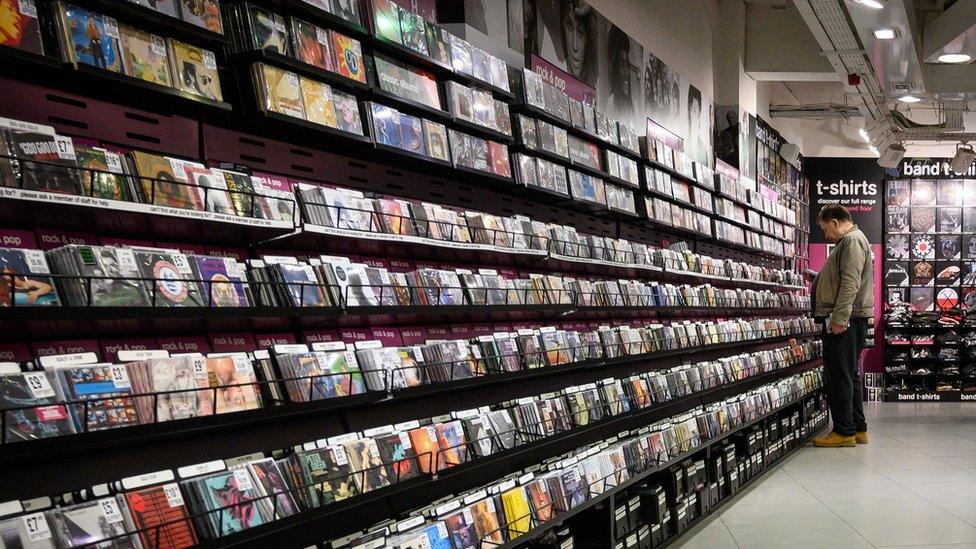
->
<box><xmin>855</xmin><ymin>431</ymin><xmax>868</xmax><ymax>445</ymax></box>
<box><xmin>813</xmin><ymin>432</ymin><xmax>856</xmax><ymax>447</ymax></box>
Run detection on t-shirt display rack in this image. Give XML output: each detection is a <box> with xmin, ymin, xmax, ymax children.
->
<box><xmin>0</xmin><ymin>0</ymin><xmax>813</xmax><ymax>547</ymax></box>
<box><xmin>882</xmin><ymin>176</ymin><xmax>976</xmax><ymax>402</ymax></box>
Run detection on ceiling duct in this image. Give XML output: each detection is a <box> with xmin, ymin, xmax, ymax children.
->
<box><xmin>769</xmin><ymin>103</ymin><xmax>862</xmax><ymax>118</ymax></box>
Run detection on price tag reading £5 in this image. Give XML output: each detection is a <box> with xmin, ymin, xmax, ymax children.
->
<box><xmin>20</xmin><ymin>512</ymin><xmax>51</xmax><ymax>543</ymax></box>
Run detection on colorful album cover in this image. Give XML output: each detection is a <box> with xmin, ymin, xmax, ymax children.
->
<box><xmin>425</xmin><ymin>21</ymin><xmax>451</xmax><ymax>66</ymax></box>
<box><xmin>527</xmin><ymin>479</ymin><xmax>553</xmax><ymax>522</ymax></box>
<box><xmin>333</xmin><ymin>90</ymin><xmax>364</xmax><ymax>135</ymax></box>
<box><xmin>246</xmin><ymin>458</ymin><xmax>300</xmax><ymax>519</ymax></box>
<box><xmin>185</xmin><ymin>166</ymin><xmax>234</xmax><ymax>215</ymax></box>
<box><xmin>247</xmin><ymin>5</ymin><xmax>288</xmax><ymax>54</ymax></box>
<box><xmin>276</xmin><ymin>263</ymin><xmax>329</xmax><ymax>307</ymax></box>
<box><xmin>64</xmin><ymin>245</ymin><xmax>150</xmax><ymax>306</ymax></box>
<box><xmin>418</xmin><ymin>120</ymin><xmax>448</xmax><ymax>162</ymax></box>
<box><xmin>471</xmin><ymin>47</ymin><xmax>490</xmax><ymax>84</ymax></box>
<box><xmin>181</xmin><ymin>0</ymin><xmax>222</xmax><ymax>33</ymax></box>
<box><xmin>937</xmin><ymin>287</ymin><xmax>959</xmax><ymax>311</ymax></box>
<box><xmin>398</xmin><ymin>8</ymin><xmax>427</xmax><ymax>55</ymax></box>
<box><xmin>256</xmin><ymin>63</ymin><xmax>305</xmax><ymax>119</ymax></box>
<box><xmin>500</xmin><ymin>487</ymin><xmax>531</xmax><ymax>538</ymax></box>
<box><xmin>0</xmin><ymin>247</ymin><xmax>60</xmax><ymax>306</ymax></box>
<box><xmin>0</xmin><ymin>371</ymin><xmax>74</xmax><ymax>441</ymax></box>
<box><xmin>435</xmin><ymin>420</ymin><xmax>468</xmax><ymax>470</ymax></box>
<box><xmin>397</xmin><ymin>112</ymin><xmax>425</xmax><ymax>155</ymax></box>
<box><xmin>489</xmin><ymin>56</ymin><xmax>509</xmax><ymax>91</ymax></box>
<box><xmin>128</xmin><ymin>0</ymin><xmax>178</xmax><ymax>17</ymax></box>
<box><xmin>168</xmin><ymin>39</ymin><xmax>221</xmax><ymax>100</ymax></box>
<box><xmin>912</xmin><ymin>180</ymin><xmax>936</xmax><ymax>206</ymax></box>
<box><xmin>60</xmin><ymin>4</ymin><xmax>122</xmax><ymax>72</ymax></box>
<box><xmin>218</xmin><ymin>169</ymin><xmax>256</xmax><ymax>218</ymax></box>
<box><xmin>371</xmin><ymin>103</ymin><xmax>401</xmax><ymax>149</ymax></box>
<box><xmin>488</xmin><ymin>141</ymin><xmax>510</xmax><ymax>177</ymax></box>
<box><xmin>469</xmin><ymin>499</ymin><xmax>503</xmax><ymax>546</ymax></box>
<box><xmin>291</xmin><ymin>19</ymin><xmax>333</xmax><ymax>71</ymax></box>
<box><xmin>119</xmin><ymin>24</ymin><xmax>171</xmax><ymax>86</ymax></box>
<box><xmin>198</xmin><ymin>471</ymin><xmax>266</xmax><ymax>536</ymax></box>
<box><xmin>1</xmin><ymin>0</ymin><xmax>44</xmax><ymax>54</ymax></box>
<box><xmin>911</xmin><ymin>206</ymin><xmax>936</xmax><ymax>233</ymax></box>
<box><xmin>295</xmin><ymin>447</ymin><xmax>359</xmax><ymax>507</ymax></box>
<box><xmin>75</xmin><ymin>145</ymin><xmax>131</xmax><ymax>201</ymax></box>
<box><xmin>204</xmin><ymin>355</ymin><xmax>261</xmax><ymax>414</ymax></box>
<box><xmin>444</xmin><ymin>510</ymin><xmax>478</xmax><ymax>549</ymax></box>
<box><xmin>300</xmin><ymin>77</ymin><xmax>339</xmax><ymax>128</ymax></box>
<box><xmin>57</xmin><ymin>363</ymin><xmax>141</xmax><ymax>432</ymax></box>
<box><xmin>195</xmin><ymin>256</ymin><xmax>248</xmax><ymax>307</ymax></box>
<box><xmin>331</xmin><ymin>31</ymin><xmax>366</xmax><ymax>83</ymax></box>
<box><xmin>48</xmin><ymin>498</ymin><xmax>139</xmax><ymax>548</ymax></box>
<box><xmin>4</xmin><ymin>130</ymin><xmax>80</xmax><ymax>195</ymax></box>
<box><xmin>371</xmin><ymin>0</ymin><xmax>403</xmax><ymax>44</ymax></box>
<box><xmin>939</xmin><ymin>207</ymin><xmax>962</xmax><ymax>233</ymax></box>
<box><xmin>124</xmin><ymin>484</ymin><xmax>198</xmax><ymax>549</ymax></box>
<box><xmin>408</xmin><ymin>426</ymin><xmax>439</xmax><ymax>473</ymax></box>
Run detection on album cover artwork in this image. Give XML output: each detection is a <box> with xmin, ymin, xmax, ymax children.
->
<box><xmin>371</xmin><ymin>103</ymin><xmax>401</xmax><ymax>149</ymax></box>
<box><xmin>371</xmin><ymin>0</ymin><xmax>403</xmax><ymax>44</ymax></box>
<box><xmin>938</xmin><ymin>179</ymin><xmax>962</xmax><ymax>205</ymax></box>
<box><xmin>449</xmin><ymin>34</ymin><xmax>472</xmax><ymax>75</ymax></box>
<box><xmin>135</xmin><ymin>249</ymin><xmax>205</xmax><ymax>307</ymax></box>
<box><xmin>181</xmin><ymin>0</ymin><xmax>222</xmax><ymax>33</ymax></box>
<box><xmin>1</xmin><ymin>0</ymin><xmax>43</xmax><ymax>54</ymax></box>
<box><xmin>257</xmin><ymin>64</ymin><xmax>305</xmax><ymax>119</ymax></box>
<box><xmin>57</xmin><ymin>364</ymin><xmax>141</xmax><ymax>431</ymax></box>
<box><xmin>60</xmin><ymin>4</ymin><xmax>122</xmax><ymax>72</ymax></box>
<box><xmin>375</xmin><ymin>432</ymin><xmax>420</xmax><ymax>481</ymax></box>
<box><xmin>168</xmin><ymin>39</ymin><xmax>222</xmax><ymax>100</ymax></box>
<box><xmin>343</xmin><ymin>438</ymin><xmax>390</xmax><ymax>492</ymax></box>
<box><xmin>291</xmin><ymin>19</ymin><xmax>332</xmax><ymax>71</ymax></box>
<box><xmin>423</xmin><ymin>120</ymin><xmax>450</xmax><ymax>162</ymax></box>
<box><xmin>195</xmin><ymin>256</ymin><xmax>248</xmax><ymax>306</ymax></box>
<box><xmin>301</xmin><ymin>77</ymin><xmax>339</xmax><ymax>128</ymax></box>
<box><xmin>912</xmin><ymin>234</ymin><xmax>935</xmax><ymax>260</ymax></box>
<box><xmin>886</xmin><ymin>287</ymin><xmax>906</xmax><ymax>305</ymax></box>
<box><xmin>119</xmin><ymin>25</ymin><xmax>171</xmax><ymax>86</ymax></box>
<box><xmin>332</xmin><ymin>32</ymin><xmax>367</xmax><ymax>83</ymax></box>
<box><xmin>398</xmin><ymin>8</ymin><xmax>427</xmax><ymax>55</ymax></box>
<box><xmin>885</xmin><ymin>180</ymin><xmax>908</xmax><ymax>205</ymax></box>
<box><xmin>490</xmin><ymin>56</ymin><xmax>509</xmax><ymax>91</ymax></box>
<box><xmin>935</xmin><ymin>262</ymin><xmax>960</xmax><ymax>286</ymax></box>
<box><xmin>965</xmin><ymin>234</ymin><xmax>976</xmax><ymax>259</ymax></box>
<box><xmin>911</xmin><ymin>207</ymin><xmax>936</xmax><ymax>233</ymax></box>
<box><xmin>488</xmin><ymin>141</ymin><xmax>510</xmax><ymax>177</ymax></box>
<box><xmin>471</xmin><ymin>47</ymin><xmax>490</xmax><ymax>84</ymax></box>
<box><xmin>911</xmin><ymin>180</ymin><xmax>936</xmax><ymax>206</ymax></box>
<box><xmin>48</xmin><ymin>498</ymin><xmax>138</xmax><ymax>548</ymax></box>
<box><xmin>937</xmin><ymin>287</ymin><xmax>959</xmax><ymax>311</ymax></box>
<box><xmin>886</xmin><ymin>206</ymin><xmax>909</xmax><ymax>233</ymax></box>
<box><xmin>331</xmin><ymin>0</ymin><xmax>362</xmax><ymax>24</ymax></box>
<box><xmin>124</xmin><ymin>484</ymin><xmax>198</xmax><ymax>548</ymax></box>
<box><xmin>938</xmin><ymin>235</ymin><xmax>962</xmax><ymax>261</ymax></box>
<box><xmin>197</xmin><ymin>471</ymin><xmax>266</xmax><ymax>535</ymax></box>
<box><xmin>425</xmin><ymin>22</ymin><xmax>452</xmax><ymax>66</ymax></box>
<box><xmin>939</xmin><ymin>207</ymin><xmax>962</xmax><ymax>233</ymax></box>
<box><xmin>333</xmin><ymin>90</ymin><xmax>364</xmax><ymax>134</ymax></box>
<box><xmin>396</xmin><ymin>112</ymin><xmax>426</xmax><ymax>155</ymax></box>
<box><xmin>4</xmin><ymin>130</ymin><xmax>80</xmax><ymax>195</ymax></box>
<box><xmin>964</xmin><ymin>207</ymin><xmax>976</xmax><ymax>233</ymax></box>
<box><xmin>516</xmin><ymin>154</ymin><xmax>538</xmax><ymax>188</ymax></box>
<box><xmin>911</xmin><ymin>261</ymin><xmax>934</xmax><ymax>286</ymax></box>
<box><xmin>964</xmin><ymin>262</ymin><xmax>976</xmax><ymax>286</ymax></box>
<box><xmin>963</xmin><ymin>287</ymin><xmax>976</xmax><ymax>309</ymax></box>
<box><xmin>0</xmin><ymin>371</ymin><xmax>73</xmax><ymax>441</ymax></box>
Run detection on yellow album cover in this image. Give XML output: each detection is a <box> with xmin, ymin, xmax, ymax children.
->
<box><xmin>168</xmin><ymin>38</ymin><xmax>222</xmax><ymax>100</ymax></box>
<box><xmin>299</xmin><ymin>76</ymin><xmax>338</xmax><ymax>128</ymax></box>
<box><xmin>256</xmin><ymin>63</ymin><xmax>304</xmax><ymax>119</ymax></box>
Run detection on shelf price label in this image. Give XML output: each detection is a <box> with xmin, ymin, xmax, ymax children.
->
<box><xmin>21</xmin><ymin>512</ymin><xmax>51</xmax><ymax>543</ymax></box>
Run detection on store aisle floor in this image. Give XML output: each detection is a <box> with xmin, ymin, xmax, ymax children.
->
<box><xmin>673</xmin><ymin>403</ymin><xmax>976</xmax><ymax>549</ymax></box>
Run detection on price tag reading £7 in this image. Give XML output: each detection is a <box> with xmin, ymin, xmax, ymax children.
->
<box><xmin>23</xmin><ymin>372</ymin><xmax>55</xmax><ymax>399</ymax></box>
<box><xmin>99</xmin><ymin>498</ymin><xmax>124</xmax><ymax>524</ymax></box>
<box><xmin>20</xmin><ymin>512</ymin><xmax>51</xmax><ymax>543</ymax></box>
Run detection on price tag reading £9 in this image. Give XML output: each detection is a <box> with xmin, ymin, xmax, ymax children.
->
<box><xmin>233</xmin><ymin>469</ymin><xmax>254</xmax><ymax>491</ymax></box>
<box><xmin>332</xmin><ymin>445</ymin><xmax>349</xmax><ymax>466</ymax></box>
<box><xmin>203</xmin><ymin>50</ymin><xmax>217</xmax><ymax>71</ymax></box>
<box><xmin>150</xmin><ymin>34</ymin><xmax>166</xmax><ymax>56</ymax></box>
<box><xmin>20</xmin><ymin>512</ymin><xmax>51</xmax><ymax>543</ymax></box>
<box><xmin>192</xmin><ymin>357</ymin><xmax>208</xmax><ymax>380</ymax></box>
<box><xmin>23</xmin><ymin>250</ymin><xmax>50</xmax><ymax>274</ymax></box>
<box><xmin>110</xmin><ymin>365</ymin><xmax>131</xmax><ymax>389</ymax></box>
<box><xmin>99</xmin><ymin>498</ymin><xmax>124</xmax><ymax>524</ymax></box>
<box><xmin>162</xmin><ymin>483</ymin><xmax>185</xmax><ymax>508</ymax></box>
<box><xmin>23</xmin><ymin>372</ymin><xmax>55</xmax><ymax>399</ymax></box>
<box><xmin>103</xmin><ymin>16</ymin><xmax>120</xmax><ymax>39</ymax></box>
<box><xmin>232</xmin><ymin>355</ymin><xmax>252</xmax><ymax>374</ymax></box>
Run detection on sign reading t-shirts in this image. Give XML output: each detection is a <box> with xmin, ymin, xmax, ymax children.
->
<box><xmin>806</xmin><ymin>158</ymin><xmax>884</xmax><ymax>244</ymax></box>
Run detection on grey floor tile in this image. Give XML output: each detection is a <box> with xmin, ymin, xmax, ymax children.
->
<box><xmin>938</xmin><ymin>456</ymin><xmax>976</xmax><ymax>468</ymax></box>
<box><xmin>824</xmin><ymin>495</ymin><xmax>976</xmax><ymax>546</ymax></box>
<box><xmin>903</xmin><ymin>482</ymin><xmax>976</xmax><ymax>525</ymax></box>
<box><xmin>669</xmin><ymin>516</ymin><xmax>738</xmax><ymax>549</ymax></box>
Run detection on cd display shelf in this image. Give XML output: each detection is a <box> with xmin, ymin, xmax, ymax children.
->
<box><xmin>0</xmin><ymin>330</ymin><xmax>820</xmax><ymax>499</ymax></box>
<box><xmin>198</xmin><ymin>378</ymin><xmax>827</xmax><ymax>548</ymax></box>
<box><xmin>884</xmin><ymin>325</ymin><xmax>973</xmax><ymax>402</ymax></box>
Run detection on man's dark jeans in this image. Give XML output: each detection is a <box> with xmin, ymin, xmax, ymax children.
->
<box><xmin>821</xmin><ymin>317</ymin><xmax>869</xmax><ymax>436</ymax></box>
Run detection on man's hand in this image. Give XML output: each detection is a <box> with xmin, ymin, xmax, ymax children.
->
<box><xmin>828</xmin><ymin>321</ymin><xmax>847</xmax><ymax>334</ymax></box>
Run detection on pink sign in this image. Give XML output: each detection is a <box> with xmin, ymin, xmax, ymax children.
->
<box><xmin>35</xmin><ymin>228</ymin><xmax>98</xmax><ymax>250</ymax></box>
<box><xmin>32</xmin><ymin>339</ymin><xmax>100</xmax><ymax>358</ymax></box>
<box><xmin>157</xmin><ymin>336</ymin><xmax>211</xmax><ymax>354</ymax></box>
<box><xmin>371</xmin><ymin>327</ymin><xmax>403</xmax><ymax>346</ymax></box>
<box><xmin>209</xmin><ymin>332</ymin><xmax>257</xmax><ymax>353</ymax></box>
<box><xmin>530</xmin><ymin>54</ymin><xmax>597</xmax><ymax>105</ymax></box>
<box><xmin>0</xmin><ymin>229</ymin><xmax>37</xmax><ymax>249</ymax></box>
<box><xmin>205</xmin><ymin>246</ymin><xmax>249</xmax><ymax>261</ymax></box>
<box><xmin>449</xmin><ymin>324</ymin><xmax>474</xmax><ymax>340</ymax></box>
<box><xmin>0</xmin><ymin>342</ymin><xmax>32</xmax><ymax>363</ymax></box>
<box><xmin>302</xmin><ymin>330</ymin><xmax>341</xmax><ymax>344</ymax></box>
<box><xmin>255</xmin><ymin>332</ymin><xmax>297</xmax><ymax>348</ymax></box>
<box><xmin>340</xmin><ymin>328</ymin><xmax>371</xmax><ymax>343</ymax></box>
<box><xmin>400</xmin><ymin>327</ymin><xmax>429</xmax><ymax>344</ymax></box>
<box><xmin>100</xmin><ymin>338</ymin><xmax>159</xmax><ymax>362</ymax></box>
<box><xmin>646</xmin><ymin>117</ymin><xmax>683</xmax><ymax>152</ymax></box>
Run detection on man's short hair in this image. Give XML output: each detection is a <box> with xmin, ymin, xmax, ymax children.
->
<box><xmin>818</xmin><ymin>204</ymin><xmax>853</xmax><ymax>223</ymax></box>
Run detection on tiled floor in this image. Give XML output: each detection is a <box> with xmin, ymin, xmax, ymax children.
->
<box><xmin>672</xmin><ymin>403</ymin><xmax>976</xmax><ymax>549</ymax></box>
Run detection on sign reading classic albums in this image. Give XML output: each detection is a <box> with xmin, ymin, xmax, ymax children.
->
<box><xmin>805</xmin><ymin>158</ymin><xmax>883</xmax><ymax>244</ymax></box>
<box><xmin>898</xmin><ymin>157</ymin><xmax>976</xmax><ymax>178</ymax></box>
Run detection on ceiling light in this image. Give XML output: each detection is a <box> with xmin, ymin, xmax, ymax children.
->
<box><xmin>859</xmin><ymin>128</ymin><xmax>870</xmax><ymax>142</ymax></box>
<box><xmin>951</xmin><ymin>144</ymin><xmax>976</xmax><ymax>174</ymax></box>
<box><xmin>873</xmin><ymin>29</ymin><xmax>896</xmax><ymax>40</ymax></box>
<box><xmin>897</xmin><ymin>94</ymin><xmax>922</xmax><ymax>103</ymax></box>
<box><xmin>869</xmin><ymin>145</ymin><xmax>879</xmax><ymax>156</ymax></box>
<box><xmin>878</xmin><ymin>143</ymin><xmax>906</xmax><ymax>168</ymax></box>
<box><xmin>853</xmin><ymin>0</ymin><xmax>884</xmax><ymax>8</ymax></box>
<box><xmin>938</xmin><ymin>53</ymin><xmax>972</xmax><ymax>63</ymax></box>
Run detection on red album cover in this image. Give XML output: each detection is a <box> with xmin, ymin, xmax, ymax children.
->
<box><xmin>124</xmin><ymin>485</ymin><xmax>198</xmax><ymax>549</ymax></box>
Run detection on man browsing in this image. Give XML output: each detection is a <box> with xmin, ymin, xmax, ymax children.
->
<box><xmin>812</xmin><ymin>205</ymin><xmax>874</xmax><ymax>448</ymax></box>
